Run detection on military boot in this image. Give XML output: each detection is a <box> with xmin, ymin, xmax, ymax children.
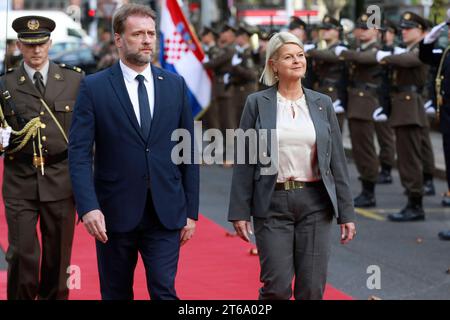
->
<box><xmin>376</xmin><ymin>164</ymin><xmax>392</xmax><ymax>184</ymax></box>
<box><xmin>353</xmin><ymin>180</ymin><xmax>376</xmax><ymax>207</ymax></box>
<box><xmin>388</xmin><ymin>195</ymin><xmax>425</xmax><ymax>222</ymax></box>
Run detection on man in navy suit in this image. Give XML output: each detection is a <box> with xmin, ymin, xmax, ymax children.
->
<box><xmin>68</xmin><ymin>3</ymin><xmax>199</xmax><ymax>300</ymax></box>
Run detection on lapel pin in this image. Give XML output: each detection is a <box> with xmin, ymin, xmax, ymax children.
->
<box><xmin>54</xmin><ymin>73</ymin><xmax>61</xmax><ymax>80</ymax></box>
<box><xmin>158</xmin><ymin>76</ymin><xmax>163</xmax><ymax>80</ymax></box>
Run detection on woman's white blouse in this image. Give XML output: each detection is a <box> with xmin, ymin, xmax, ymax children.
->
<box><xmin>275</xmin><ymin>92</ymin><xmax>321</xmax><ymax>183</ymax></box>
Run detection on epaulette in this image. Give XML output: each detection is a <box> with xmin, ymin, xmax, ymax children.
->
<box><xmin>0</xmin><ymin>68</ymin><xmax>15</xmax><ymax>77</ymax></box>
<box><xmin>59</xmin><ymin>63</ymin><xmax>83</xmax><ymax>73</ymax></box>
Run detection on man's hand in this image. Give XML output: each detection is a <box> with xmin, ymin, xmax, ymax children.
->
<box><xmin>231</xmin><ymin>54</ymin><xmax>243</xmax><ymax>66</ymax></box>
<box><xmin>303</xmin><ymin>43</ymin><xmax>316</xmax><ymax>53</ymax></box>
<box><xmin>82</xmin><ymin>209</ymin><xmax>108</xmax><ymax>243</ymax></box>
<box><xmin>232</xmin><ymin>220</ymin><xmax>253</xmax><ymax>242</ymax></box>
<box><xmin>424</xmin><ymin>99</ymin><xmax>436</xmax><ymax>116</ymax></box>
<box><xmin>376</xmin><ymin>50</ymin><xmax>391</xmax><ymax>62</ymax></box>
<box><xmin>423</xmin><ymin>22</ymin><xmax>446</xmax><ymax>44</ymax></box>
<box><xmin>334</xmin><ymin>45</ymin><xmax>348</xmax><ymax>56</ymax></box>
<box><xmin>372</xmin><ymin>107</ymin><xmax>388</xmax><ymax>122</ymax></box>
<box><xmin>340</xmin><ymin>222</ymin><xmax>356</xmax><ymax>245</ymax></box>
<box><xmin>180</xmin><ymin>218</ymin><xmax>196</xmax><ymax>246</ymax></box>
<box><xmin>332</xmin><ymin>99</ymin><xmax>345</xmax><ymax>114</ymax></box>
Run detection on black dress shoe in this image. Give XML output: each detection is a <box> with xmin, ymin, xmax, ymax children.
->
<box><xmin>388</xmin><ymin>207</ymin><xmax>425</xmax><ymax>222</ymax></box>
<box><xmin>442</xmin><ymin>194</ymin><xmax>450</xmax><ymax>207</ymax></box>
<box><xmin>423</xmin><ymin>180</ymin><xmax>435</xmax><ymax>196</ymax></box>
<box><xmin>438</xmin><ymin>230</ymin><xmax>450</xmax><ymax>240</ymax></box>
<box><xmin>354</xmin><ymin>192</ymin><xmax>376</xmax><ymax>207</ymax></box>
<box><xmin>376</xmin><ymin>169</ymin><xmax>392</xmax><ymax>184</ymax></box>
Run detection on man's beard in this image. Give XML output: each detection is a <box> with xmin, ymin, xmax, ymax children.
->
<box><xmin>125</xmin><ymin>50</ymin><xmax>152</xmax><ymax>66</ymax></box>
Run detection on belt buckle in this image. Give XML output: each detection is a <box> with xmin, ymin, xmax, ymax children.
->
<box><xmin>33</xmin><ymin>155</ymin><xmax>45</xmax><ymax>168</ymax></box>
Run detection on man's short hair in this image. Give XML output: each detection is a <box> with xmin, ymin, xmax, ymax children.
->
<box><xmin>113</xmin><ymin>3</ymin><xmax>156</xmax><ymax>35</ymax></box>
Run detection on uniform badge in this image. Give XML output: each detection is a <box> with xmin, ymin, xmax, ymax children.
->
<box><xmin>54</xmin><ymin>73</ymin><xmax>61</xmax><ymax>80</ymax></box>
<box><xmin>19</xmin><ymin>75</ymin><xmax>26</xmax><ymax>83</ymax></box>
<box><xmin>404</xmin><ymin>13</ymin><xmax>411</xmax><ymax>20</ymax></box>
<box><xmin>361</xmin><ymin>14</ymin><xmax>368</xmax><ymax>22</ymax></box>
<box><xmin>27</xmin><ymin>19</ymin><xmax>40</xmax><ymax>31</ymax></box>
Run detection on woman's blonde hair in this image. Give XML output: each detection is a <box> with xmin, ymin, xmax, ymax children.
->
<box><xmin>260</xmin><ymin>31</ymin><xmax>304</xmax><ymax>86</ymax></box>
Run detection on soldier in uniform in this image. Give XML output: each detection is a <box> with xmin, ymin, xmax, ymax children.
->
<box><xmin>336</xmin><ymin>13</ymin><xmax>396</xmax><ymax>207</ymax></box>
<box><xmin>199</xmin><ymin>26</ymin><xmax>221</xmax><ymax>130</ymax></box>
<box><xmin>307</xmin><ymin>15</ymin><xmax>347</xmax><ymax>132</ymax></box>
<box><xmin>203</xmin><ymin>24</ymin><xmax>236</xmax><ymax>164</ymax></box>
<box><xmin>376</xmin><ymin>12</ymin><xmax>431</xmax><ymax>221</ymax></box>
<box><xmin>4</xmin><ymin>39</ymin><xmax>22</xmax><ymax>70</ymax></box>
<box><xmin>229</xmin><ymin>25</ymin><xmax>258</xmax><ymax>128</ymax></box>
<box><xmin>419</xmin><ymin>17</ymin><xmax>450</xmax><ymax>238</ymax></box>
<box><xmin>0</xmin><ymin>16</ymin><xmax>84</xmax><ymax>299</ymax></box>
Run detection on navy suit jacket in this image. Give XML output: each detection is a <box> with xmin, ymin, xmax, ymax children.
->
<box><xmin>69</xmin><ymin>62</ymin><xmax>199</xmax><ymax>232</ymax></box>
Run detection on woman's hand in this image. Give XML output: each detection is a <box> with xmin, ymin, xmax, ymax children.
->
<box><xmin>340</xmin><ymin>222</ymin><xmax>356</xmax><ymax>245</ymax></box>
<box><xmin>232</xmin><ymin>220</ymin><xmax>253</xmax><ymax>242</ymax></box>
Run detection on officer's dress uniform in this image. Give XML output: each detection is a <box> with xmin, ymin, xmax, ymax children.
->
<box><xmin>381</xmin><ymin>14</ymin><xmax>431</xmax><ymax>220</ymax></box>
<box><xmin>229</xmin><ymin>44</ymin><xmax>258</xmax><ymax>128</ymax></box>
<box><xmin>0</xmin><ymin>15</ymin><xmax>83</xmax><ymax>300</ymax></box>
<box><xmin>420</xmin><ymin>38</ymin><xmax>450</xmax><ymax>207</ymax></box>
<box><xmin>201</xmin><ymin>42</ymin><xmax>221</xmax><ymax>130</ymax></box>
<box><xmin>340</xmin><ymin>39</ymin><xmax>387</xmax><ymax>207</ymax></box>
<box><xmin>308</xmin><ymin>41</ymin><xmax>347</xmax><ymax>131</ymax></box>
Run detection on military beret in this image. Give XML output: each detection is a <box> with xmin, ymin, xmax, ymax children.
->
<box><xmin>319</xmin><ymin>14</ymin><xmax>342</xmax><ymax>30</ymax></box>
<box><xmin>399</xmin><ymin>11</ymin><xmax>428</xmax><ymax>30</ymax></box>
<box><xmin>12</xmin><ymin>15</ymin><xmax>55</xmax><ymax>45</ymax></box>
<box><xmin>288</xmin><ymin>16</ymin><xmax>307</xmax><ymax>31</ymax></box>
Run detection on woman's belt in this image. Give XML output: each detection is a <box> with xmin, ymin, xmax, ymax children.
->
<box><xmin>275</xmin><ymin>180</ymin><xmax>323</xmax><ymax>191</ymax></box>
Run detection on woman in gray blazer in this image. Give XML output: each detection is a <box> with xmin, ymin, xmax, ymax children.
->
<box><xmin>228</xmin><ymin>32</ymin><xmax>356</xmax><ymax>300</ymax></box>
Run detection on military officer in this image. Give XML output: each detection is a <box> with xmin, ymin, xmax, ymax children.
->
<box><xmin>0</xmin><ymin>16</ymin><xmax>84</xmax><ymax>299</ymax></box>
<box><xmin>336</xmin><ymin>13</ymin><xmax>393</xmax><ymax>207</ymax></box>
<box><xmin>229</xmin><ymin>25</ymin><xmax>258</xmax><ymax>128</ymax></box>
<box><xmin>307</xmin><ymin>15</ymin><xmax>348</xmax><ymax>131</ymax></box>
<box><xmin>419</xmin><ymin>16</ymin><xmax>450</xmax><ymax>238</ymax></box>
<box><xmin>376</xmin><ymin>12</ymin><xmax>431</xmax><ymax>221</ymax></box>
<box><xmin>199</xmin><ymin>26</ymin><xmax>221</xmax><ymax>130</ymax></box>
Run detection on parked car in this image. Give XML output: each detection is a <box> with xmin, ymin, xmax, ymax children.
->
<box><xmin>52</xmin><ymin>47</ymin><xmax>98</xmax><ymax>75</ymax></box>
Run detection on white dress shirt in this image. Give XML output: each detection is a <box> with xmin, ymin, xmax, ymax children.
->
<box><xmin>120</xmin><ymin>60</ymin><xmax>155</xmax><ymax>125</ymax></box>
<box><xmin>24</xmin><ymin>60</ymin><xmax>50</xmax><ymax>86</ymax></box>
<box><xmin>276</xmin><ymin>92</ymin><xmax>321</xmax><ymax>183</ymax></box>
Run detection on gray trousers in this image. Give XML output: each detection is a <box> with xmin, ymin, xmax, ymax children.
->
<box><xmin>253</xmin><ymin>183</ymin><xmax>334</xmax><ymax>300</ymax></box>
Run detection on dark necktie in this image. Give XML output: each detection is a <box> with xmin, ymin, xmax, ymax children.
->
<box><xmin>34</xmin><ymin>71</ymin><xmax>45</xmax><ymax>96</ymax></box>
<box><xmin>135</xmin><ymin>74</ymin><xmax>152</xmax><ymax>138</ymax></box>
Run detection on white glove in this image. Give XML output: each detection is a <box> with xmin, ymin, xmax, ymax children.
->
<box><xmin>202</xmin><ymin>55</ymin><xmax>210</xmax><ymax>63</ymax></box>
<box><xmin>424</xmin><ymin>22</ymin><xmax>446</xmax><ymax>44</ymax></box>
<box><xmin>376</xmin><ymin>50</ymin><xmax>391</xmax><ymax>62</ymax></box>
<box><xmin>223</xmin><ymin>73</ymin><xmax>230</xmax><ymax>85</ymax></box>
<box><xmin>424</xmin><ymin>99</ymin><xmax>436</xmax><ymax>116</ymax></box>
<box><xmin>393</xmin><ymin>46</ymin><xmax>407</xmax><ymax>55</ymax></box>
<box><xmin>334</xmin><ymin>45</ymin><xmax>348</xmax><ymax>56</ymax></box>
<box><xmin>372</xmin><ymin>107</ymin><xmax>388</xmax><ymax>122</ymax></box>
<box><xmin>0</xmin><ymin>126</ymin><xmax>12</xmax><ymax>148</ymax></box>
<box><xmin>231</xmin><ymin>53</ymin><xmax>242</xmax><ymax>66</ymax></box>
<box><xmin>303</xmin><ymin>43</ymin><xmax>316</xmax><ymax>52</ymax></box>
<box><xmin>332</xmin><ymin>99</ymin><xmax>345</xmax><ymax>114</ymax></box>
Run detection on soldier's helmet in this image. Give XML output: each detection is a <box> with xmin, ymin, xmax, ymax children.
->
<box><xmin>12</xmin><ymin>15</ymin><xmax>55</xmax><ymax>45</ymax></box>
<box><xmin>399</xmin><ymin>11</ymin><xmax>428</xmax><ymax>30</ymax></box>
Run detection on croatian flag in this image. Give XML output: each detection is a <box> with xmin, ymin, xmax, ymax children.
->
<box><xmin>159</xmin><ymin>0</ymin><xmax>212</xmax><ymax>118</ymax></box>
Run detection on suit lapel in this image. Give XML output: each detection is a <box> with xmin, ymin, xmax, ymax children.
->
<box><xmin>44</xmin><ymin>62</ymin><xmax>65</xmax><ymax>104</ymax></box>
<box><xmin>109</xmin><ymin>62</ymin><xmax>145</xmax><ymax>143</ymax></box>
<box><xmin>148</xmin><ymin>64</ymin><xmax>163</xmax><ymax>143</ymax></box>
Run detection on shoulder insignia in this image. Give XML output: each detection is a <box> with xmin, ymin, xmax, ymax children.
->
<box><xmin>59</xmin><ymin>63</ymin><xmax>83</xmax><ymax>73</ymax></box>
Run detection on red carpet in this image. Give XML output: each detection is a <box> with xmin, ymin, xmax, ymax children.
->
<box><xmin>0</xmin><ymin>160</ymin><xmax>352</xmax><ymax>300</ymax></box>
